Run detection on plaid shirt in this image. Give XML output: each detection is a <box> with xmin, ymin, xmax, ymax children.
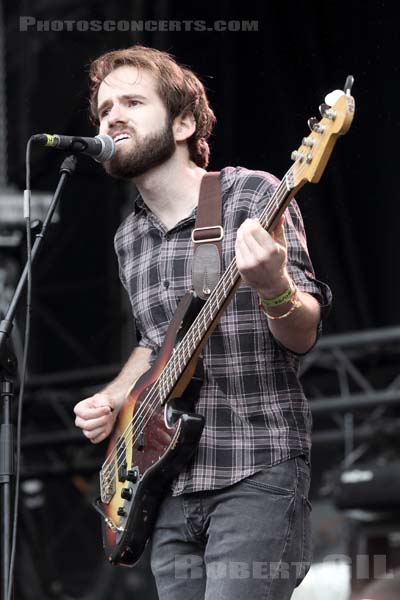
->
<box><xmin>114</xmin><ymin>166</ymin><xmax>331</xmax><ymax>495</ymax></box>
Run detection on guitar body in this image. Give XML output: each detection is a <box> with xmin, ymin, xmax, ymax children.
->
<box><xmin>99</xmin><ymin>291</ymin><xmax>205</xmax><ymax>566</ymax></box>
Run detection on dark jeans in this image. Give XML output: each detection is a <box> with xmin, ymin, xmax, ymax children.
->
<box><xmin>150</xmin><ymin>456</ymin><xmax>312</xmax><ymax>600</ymax></box>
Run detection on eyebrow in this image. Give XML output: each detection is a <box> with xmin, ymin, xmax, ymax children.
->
<box><xmin>98</xmin><ymin>94</ymin><xmax>147</xmax><ymax>117</ymax></box>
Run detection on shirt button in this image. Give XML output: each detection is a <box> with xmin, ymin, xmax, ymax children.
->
<box><xmin>163</xmin><ymin>280</ymin><xmax>170</xmax><ymax>289</ymax></box>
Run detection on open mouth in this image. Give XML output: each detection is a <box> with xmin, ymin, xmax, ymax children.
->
<box><xmin>113</xmin><ymin>133</ymin><xmax>132</xmax><ymax>144</ymax></box>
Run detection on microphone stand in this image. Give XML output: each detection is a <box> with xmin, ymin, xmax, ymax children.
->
<box><xmin>0</xmin><ymin>154</ymin><xmax>77</xmax><ymax>600</ymax></box>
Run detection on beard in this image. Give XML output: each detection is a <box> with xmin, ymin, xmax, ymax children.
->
<box><xmin>103</xmin><ymin>118</ymin><xmax>176</xmax><ymax>180</ymax></box>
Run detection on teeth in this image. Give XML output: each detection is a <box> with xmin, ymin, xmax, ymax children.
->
<box><xmin>114</xmin><ymin>134</ymin><xmax>130</xmax><ymax>143</ymax></box>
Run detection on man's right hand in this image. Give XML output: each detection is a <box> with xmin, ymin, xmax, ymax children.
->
<box><xmin>74</xmin><ymin>392</ymin><xmax>118</xmax><ymax>444</ymax></box>
<box><xmin>74</xmin><ymin>346</ymin><xmax>152</xmax><ymax>444</ymax></box>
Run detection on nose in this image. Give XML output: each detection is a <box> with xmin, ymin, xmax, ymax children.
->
<box><xmin>107</xmin><ymin>103</ymin><xmax>127</xmax><ymax>128</ymax></box>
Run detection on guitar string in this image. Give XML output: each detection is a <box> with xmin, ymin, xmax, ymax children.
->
<box><xmin>100</xmin><ymin>159</ymin><xmax>309</xmax><ymax>486</ymax></box>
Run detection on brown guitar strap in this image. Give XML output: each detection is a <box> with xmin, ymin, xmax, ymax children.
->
<box><xmin>191</xmin><ymin>172</ymin><xmax>223</xmax><ymax>300</ymax></box>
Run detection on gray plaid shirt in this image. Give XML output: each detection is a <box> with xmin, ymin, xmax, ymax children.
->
<box><xmin>115</xmin><ymin>166</ymin><xmax>331</xmax><ymax>495</ymax></box>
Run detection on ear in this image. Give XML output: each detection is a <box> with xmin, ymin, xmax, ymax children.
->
<box><xmin>173</xmin><ymin>112</ymin><xmax>196</xmax><ymax>142</ymax></box>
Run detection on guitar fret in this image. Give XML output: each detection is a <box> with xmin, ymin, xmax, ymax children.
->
<box><xmin>159</xmin><ymin>378</ymin><xmax>166</xmax><ymax>400</ymax></box>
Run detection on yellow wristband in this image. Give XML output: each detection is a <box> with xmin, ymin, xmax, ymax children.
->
<box><xmin>259</xmin><ymin>282</ymin><xmax>295</xmax><ymax>308</ymax></box>
<box><xmin>259</xmin><ymin>288</ymin><xmax>302</xmax><ymax>320</ymax></box>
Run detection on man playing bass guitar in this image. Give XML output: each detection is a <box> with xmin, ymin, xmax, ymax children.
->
<box><xmin>74</xmin><ymin>45</ymin><xmax>332</xmax><ymax>600</ymax></box>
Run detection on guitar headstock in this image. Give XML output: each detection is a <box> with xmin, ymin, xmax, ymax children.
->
<box><xmin>289</xmin><ymin>83</ymin><xmax>355</xmax><ymax>188</ymax></box>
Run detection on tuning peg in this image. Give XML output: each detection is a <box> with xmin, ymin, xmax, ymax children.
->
<box><xmin>308</xmin><ymin>117</ymin><xmax>326</xmax><ymax>134</ymax></box>
<box><xmin>319</xmin><ymin>103</ymin><xmax>336</xmax><ymax>120</ymax></box>
<box><xmin>308</xmin><ymin>117</ymin><xmax>318</xmax><ymax>131</ymax></box>
<box><xmin>302</xmin><ymin>136</ymin><xmax>315</xmax><ymax>147</ymax></box>
<box><xmin>291</xmin><ymin>150</ymin><xmax>304</xmax><ymax>162</ymax></box>
<box><xmin>319</xmin><ymin>103</ymin><xmax>329</xmax><ymax>116</ymax></box>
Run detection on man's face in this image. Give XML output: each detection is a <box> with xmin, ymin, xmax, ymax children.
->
<box><xmin>97</xmin><ymin>65</ymin><xmax>176</xmax><ymax>179</ymax></box>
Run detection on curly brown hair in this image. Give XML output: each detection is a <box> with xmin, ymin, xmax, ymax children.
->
<box><xmin>89</xmin><ymin>46</ymin><xmax>216</xmax><ymax>168</ymax></box>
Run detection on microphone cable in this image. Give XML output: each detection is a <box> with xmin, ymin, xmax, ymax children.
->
<box><xmin>7</xmin><ymin>137</ymin><xmax>33</xmax><ymax>600</ymax></box>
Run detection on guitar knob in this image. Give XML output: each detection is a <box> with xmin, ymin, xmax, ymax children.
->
<box><xmin>127</xmin><ymin>469</ymin><xmax>139</xmax><ymax>483</ymax></box>
<box><xmin>117</xmin><ymin>506</ymin><xmax>126</xmax><ymax>517</ymax></box>
<box><xmin>121</xmin><ymin>487</ymin><xmax>133</xmax><ymax>501</ymax></box>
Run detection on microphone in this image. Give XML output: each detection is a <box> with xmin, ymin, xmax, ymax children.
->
<box><xmin>31</xmin><ymin>133</ymin><xmax>116</xmax><ymax>162</ymax></box>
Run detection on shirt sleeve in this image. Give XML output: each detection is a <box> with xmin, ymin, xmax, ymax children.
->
<box><xmin>247</xmin><ymin>171</ymin><xmax>333</xmax><ymax>354</ymax></box>
<box><xmin>284</xmin><ymin>199</ymin><xmax>332</xmax><ymax>319</ymax></box>
<box><xmin>114</xmin><ymin>219</ymin><xmax>160</xmax><ymax>354</ymax></box>
<box><xmin>239</xmin><ymin>168</ymin><xmax>332</xmax><ymax>319</ymax></box>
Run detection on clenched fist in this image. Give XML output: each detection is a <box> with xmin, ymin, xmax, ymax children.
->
<box><xmin>235</xmin><ymin>216</ymin><xmax>291</xmax><ymax>298</ymax></box>
<box><xmin>74</xmin><ymin>392</ymin><xmax>117</xmax><ymax>444</ymax></box>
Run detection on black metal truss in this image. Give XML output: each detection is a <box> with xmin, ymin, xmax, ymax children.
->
<box><xmin>17</xmin><ymin>325</ymin><xmax>400</xmax><ymax>480</ymax></box>
<box><xmin>19</xmin><ymin>364</ymin><xmax>120</xmax><ymax>480</ymax></box>
<box><xmin>14</xmin><ymin>327</ymin><xmax>400</xmax><ymax>597</ymax></box>
<box><xmin>300</xmin><ymin>326</ymin><xmax>400</xmax><ymax>466</ymax></box>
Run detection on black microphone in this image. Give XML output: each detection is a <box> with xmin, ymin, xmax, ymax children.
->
<box><xmin>31</xmin><ymin>133</ymin><xmax>116</xmax><ymax>162</ymax></box>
